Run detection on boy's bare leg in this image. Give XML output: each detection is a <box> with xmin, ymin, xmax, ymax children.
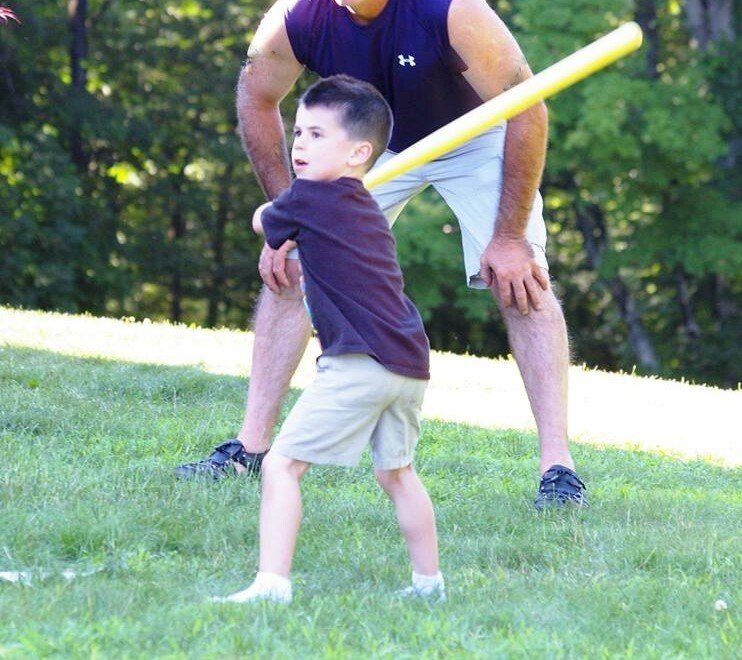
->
<box><xmin>210</xmin><ymin>452</ymin><xmax>308</xmax><ymax>604</ymax></box>
<box><xmin>258</xmin><ymin>452</ymin><xmax>310</xmax><ymax>577</ymax></box>
<box><xmin>375</xmin><ymin>465</ymin><xmax>439</xmax><ymax>576</ymax></box>
<box><xmin>237</xmin><ymin>261</ymin><xmax>312</xmax><ymax>455</ymax></box>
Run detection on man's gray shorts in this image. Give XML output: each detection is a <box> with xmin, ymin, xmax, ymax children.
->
<box><xmin>286</xmin><ymin>125</ymin><xmax>549</xmax><ymax>288</ymax></box>
<box><xmin>271</xmin><ymin>354</ymin><xmax>427</xmax><ymax>470</ymax></box>
<box><xmin>372</xmin><ymin>124</ymin><xmax>548</xmax><ymax>289</ymax></box>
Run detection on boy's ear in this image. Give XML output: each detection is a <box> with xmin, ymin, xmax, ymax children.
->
<box><xmin>348</xmin><ymin>140</ymin><xmax>374</xmax><ymax>168</ymax></box>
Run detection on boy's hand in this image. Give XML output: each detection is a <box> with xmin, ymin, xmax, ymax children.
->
<box><xmin>259</xmin><ymin>240</ymin><xmax>297</xmax><ymax>293</ymax></box>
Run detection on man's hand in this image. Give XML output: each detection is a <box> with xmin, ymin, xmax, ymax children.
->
<box><xmin>480</xmin><ymin>235</ymin><xmax>550</xmax><ymax>314</ymax></box>
<box><xmin>258</xmin><ymin>240</ymin><xmax>298</xmax><ymax>294</ymax></box>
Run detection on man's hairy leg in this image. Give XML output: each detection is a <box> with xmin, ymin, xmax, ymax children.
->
<box><xmin>495</xmin><ymin>286</ymin><xmax>573</xmax><ymax>474</ymax></box>
<box><xmin>237</xmin><ymin>259</ymin><xmax>312</xmax><ymax>454</ymax></box>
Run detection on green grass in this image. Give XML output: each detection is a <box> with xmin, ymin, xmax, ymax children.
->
<box><xmin>0</xmin><ymin>338</ymin><xmax>740</xmax><ymax>656</ymax></box>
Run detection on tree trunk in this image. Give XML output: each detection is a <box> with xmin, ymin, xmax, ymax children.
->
<box><xmin>682</xmin><ymin>0</ymin><xmax>735</xmax><ymax>51</ymax></box>
<box><xmin>635</xmin><ymin>0</ymin><xmax>660</xmax><ymax>78</ymax></box>
<box><xmin>0</xmin><ymin>39</ymin><xmax>20</xmax><ymax>116</ymax></box>
<box><xmin>168</xmin><ymin>172</ymin><xmax>186</xmax><ymax>324</ymax></box>
<box><xmin>674</xmin><ymin>266</ymin><xmax>701</xmax><ymax>338</ymax></box>
<box><xmin>711</xmin><ymin>274</ymin><xmax>739</xmax><ymax>322</ymax></box>
<box><xmin>206</xmin><ymin>166</ymin><xmax>233</xmax><ymax>327</ymax></box>
<box><xmin>683</xmin><ymin>0</ymin><xmax>738</xmax><ymax>336</ymax></box>
<box><xmin>67</xmin><ymin>0</ymin><xmax>89</xmax><ymax>171</ymax></box>
<box><xmin>575</xmin><ymin>202</ymin><xmax>660</xmax><ymax>371</ymax></box>
<box><xmin>609</xmin><ymin>277</ymin><xmax>661</xmax><ymax>370</ymax></box>
<box><xmin>170</xmin><ymin>203</ymin><xmax>184</xmax><ymax>324</ymax></box>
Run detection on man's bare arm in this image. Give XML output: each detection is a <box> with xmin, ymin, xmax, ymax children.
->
<box><xmin>237</xmin><ymin>0</ymin><xmax>303</xmax><ymax>200</ymax></box>
<box><xmin>237</xmin><ymin>1</ymin><xmax>303</xmax><ymax>292</ymax></box>
<box><xmin>449</xmin><ymin>0</ymin><xmax>549</xmax><ymax>313</ymax></box>
<box><xmin>448</xmin><ymin>0</ymin><xmax>548</xmax><ymax>239</ymax></box>
<box><xmin>491</xmin><ymin>61</ymin><xmax>548</xmax><ymax>241</ymax></box>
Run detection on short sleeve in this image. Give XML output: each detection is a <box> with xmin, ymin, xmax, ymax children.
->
<box><xmin>262</xmin><ymin>188</ymin><xmax>300</xmax><ymax>249</ymax></box>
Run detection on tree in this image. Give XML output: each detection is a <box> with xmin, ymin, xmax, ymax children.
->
<box><xmin>1</xmin><ymin>0</ymin><xmax>738</xmax><ymax>386</ymax></box>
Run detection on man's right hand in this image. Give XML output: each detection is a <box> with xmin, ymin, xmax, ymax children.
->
<box><xmin>258</xmin><ymin>240</ymin><xmax>298</xmax><ymax>293</ymax></box>
<box><xmin>480</xmin><ymin>235</ymin><xmax>550</xmax><ymax>315</ymax></box>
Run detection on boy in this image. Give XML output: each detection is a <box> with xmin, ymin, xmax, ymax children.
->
<box><xmin>212</xmin><ymin>75</ymin><xmax>444</xmax><ymax>604</ymax></box>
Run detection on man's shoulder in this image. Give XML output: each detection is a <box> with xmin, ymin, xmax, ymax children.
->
<box><xmin>409</xmin><ymin>0</ymin><xmax>454</xmax><ymax>29</ymax></box>
<box><xmin>283</xmin><ymin>0</ymin><xmax>329</xmax><ymax>25</ymax></box>
<box><xmin>284</xmin><ymin>0</ymin><xmax>453</xmax><ymax>27</ymax></box>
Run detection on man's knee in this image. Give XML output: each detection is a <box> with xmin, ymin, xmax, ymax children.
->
<box><xmin>284</xmin><ymin>258</ymin><xmax>303</xmax><ymax>287</ymax></box>
<box><xmin>255</xmin><ymin>267</ymin><xmax>307</xmax><ymax>318</ymax></box>
<box><xmin>497</xmin><ymin>287</ymin><xmax>565</xmax><ymax>326</ymax></box>
<box><xmin>263</xmin><ymin>259</ymin><xmax>304</xmax><ymax>302</ymax></box>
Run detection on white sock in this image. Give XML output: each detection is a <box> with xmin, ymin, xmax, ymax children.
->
<box><xmin>412</xmin><ymin>571</ymin><xmax>445</xmax><ymax>595</ymax></box>
<box><xmin>211</xmin><ymin>571</ymin><xmax>292</xmax><ymax>604</ymax></box>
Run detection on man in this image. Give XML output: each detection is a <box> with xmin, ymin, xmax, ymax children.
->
<box><xmin>175</xmin><ymin>0</ymin><xmax>587</xmax><ymax>508</ymax></box>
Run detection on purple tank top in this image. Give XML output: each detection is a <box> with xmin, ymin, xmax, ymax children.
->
<box><xmin>284</xmin><ymin>0</ymin><xmax>483</xmax><ymax>152</ymax></box>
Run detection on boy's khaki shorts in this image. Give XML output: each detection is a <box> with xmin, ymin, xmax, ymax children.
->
<box><xmin>271</xmin><ymin>354</ymin><xmax>428</xmax><ymax>470</ymax></box>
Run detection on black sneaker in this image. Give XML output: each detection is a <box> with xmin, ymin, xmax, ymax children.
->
<box><xmin>534</xmin><ymin>465</ymin><xmax>587</xmax><ymax>510</ymax></box>
<box><xmin>173</xmin><ymin>440</ymin><xmax>266</xmax><ymax>480</ymax></box>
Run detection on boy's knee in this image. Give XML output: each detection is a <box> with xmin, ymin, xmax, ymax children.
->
<box><xmin>262</xmin><ymin>451</ymin><xmax>307</xmax><ymax>480</ymax></box>
<box><xmin>375</xmin><ymin>464</ymin><xmax>413</xmax><ymax>493</ymax></box>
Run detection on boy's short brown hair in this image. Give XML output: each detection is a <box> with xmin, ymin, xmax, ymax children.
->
<box><xmin>300</xmin><ymin>74</ymin><xmax>393</xmax><ymax>169</ymax></box>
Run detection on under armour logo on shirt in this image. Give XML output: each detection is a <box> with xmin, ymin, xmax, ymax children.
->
<box><xmin>397</xmin><ymin>54</ymin><xmax>416</xmax><ymax>67</ymax></box>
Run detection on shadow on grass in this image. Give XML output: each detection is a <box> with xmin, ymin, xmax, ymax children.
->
<box><xmin>2</xmin><ymin>345</ymin><xmax>739</xmax><ymax>473</ymax></box>
<box><xmin>2</xmin><ymin>345</ymin><xmax>737</xmax><ymax>514</ymax></box>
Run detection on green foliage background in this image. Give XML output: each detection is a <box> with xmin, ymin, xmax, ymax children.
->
<box><xmin>1</xmin><ymin>0</ymin><xmax>740</xmax><ymax>386</ymax></box>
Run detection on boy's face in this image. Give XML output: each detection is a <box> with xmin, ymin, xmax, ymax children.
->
<box><xmin>292</xmin><ymin>104</ymin><xmax>372</xmax><ymax>181</ymax></box>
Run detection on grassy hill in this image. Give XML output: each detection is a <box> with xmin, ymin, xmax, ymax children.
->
<box><xmin>0</xmin><ymin>308</ymin><xmax>739</xmax><ymax>657</ymax></box>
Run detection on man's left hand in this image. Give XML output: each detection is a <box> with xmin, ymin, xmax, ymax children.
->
<box><xmin>479</xmin><ymin>235</ymin><xmax>550</xmax><ymax>314</ymax></box>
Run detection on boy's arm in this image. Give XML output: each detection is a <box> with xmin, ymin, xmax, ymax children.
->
<box><xmin>260</xmin><ymin>192</ymin><xmax>300</xmax><ymax>250</ymax></box>
<box><xmin>252</xmin><ymin>202</ymin><xmax>273</xmax><ymax>235</ymax></box>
